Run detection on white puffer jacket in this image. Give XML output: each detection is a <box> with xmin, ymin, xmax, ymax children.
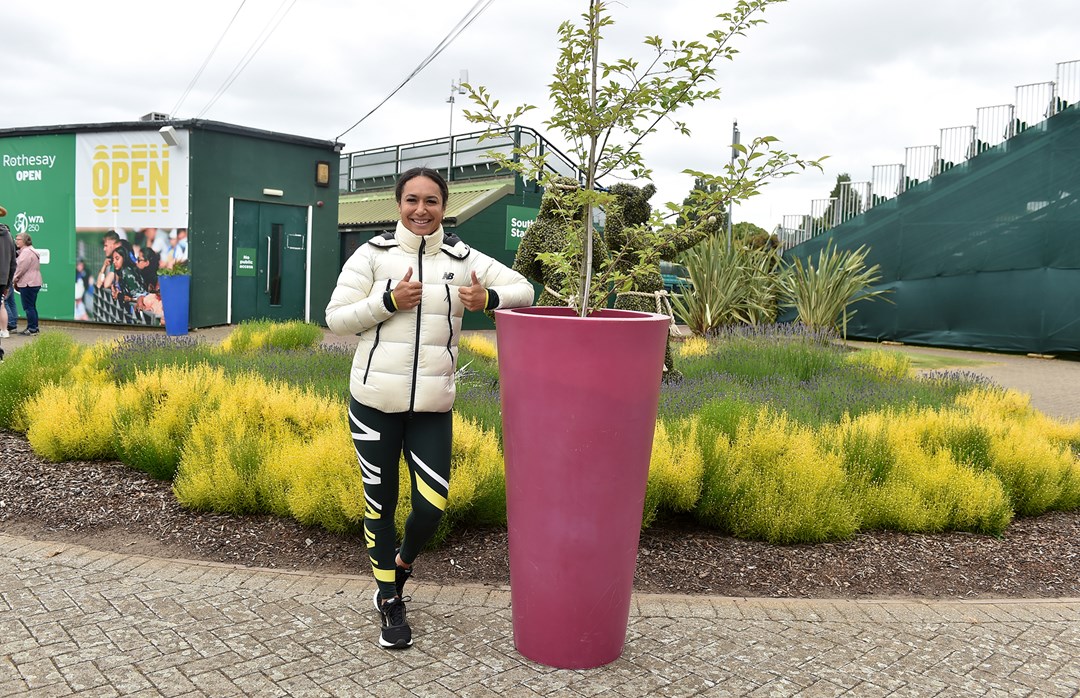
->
<box><xmin>326</xmin><ymin>222</ymin><xmax>534</xmax><ymax>413</ymax></box>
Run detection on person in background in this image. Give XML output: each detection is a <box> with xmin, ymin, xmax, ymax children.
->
<box><xmin>325</xmin><ymin>167</ymin><xmax>533</xmax><ymax>650</ymax></box>
<box><xmin>133</xmin><ymin>244</ymin><xmax>161</xmax><ymax>292</ymax></box>
<box><xmin>0</xmin><ymin>205</ymin><xmax>15</xmax><ymax>352</ymax></box>
<box><xmin>74</xmin><ymin>258</ymin><xmax>94</xmax><ymax>319</ymax></box>
<box><xmin>174</xmin><ymin>228</ymin><xmax>189</xmax><ymax>265</ymax></box>
<box><xmin>2</xmin><ymin>281</ymin><xmax>15</xmax><ymax>333</ymax></box>
<box><xmin>12</xmin><ymin>232</ymin><xmax>42</xmax><ymax>335</ymax></box>
<box><xmin>162</xmin><ymin>229</ymin><xmax>188</xmax><ymax>270</ymax></box>
<box><xmin>108</xmin><ymin>247</ymin><xmax>162</xmax><ymax>318</ymax></box>
<box><xmin>97</xmin><ymin>230</ymin><xmax>134</xmax><ymax>290</ymax></box>
<box><xmin>140</xmin><ymin>227</ymin><xmax>167</xmax><ymax>258</ymax></box>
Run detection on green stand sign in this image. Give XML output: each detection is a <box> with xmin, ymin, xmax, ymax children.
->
<box><xmin>506</xmin><ymin>205</ymin><xmax>538</xmax><ymax>251</ymax></box>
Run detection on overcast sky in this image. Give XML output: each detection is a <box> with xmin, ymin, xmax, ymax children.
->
<box><xmin>2</xmin><ymin>0</ymin><xmax>1077</xmax><ymax>229</ymax></box>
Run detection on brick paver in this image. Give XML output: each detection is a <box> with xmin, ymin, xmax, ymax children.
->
<box><xmin>2</xmin><ymin>534</ymin><xmax>1078</xmax><ymax>696</ymax></box>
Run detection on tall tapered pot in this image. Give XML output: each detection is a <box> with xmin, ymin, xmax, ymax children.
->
<box><xmin>495</xmin><ymin>306</ymin><xmax>669</xmax><ymax>669</ymax></box>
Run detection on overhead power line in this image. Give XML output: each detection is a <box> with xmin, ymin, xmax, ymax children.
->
<box><xmin>335</xmin><ymin>0</ymin><xmax>496</xmax><ymax>142</ymax></box>
<box><xmin>170</xmin><ymin>0</ymin><xmax>248</xmax><ymax>118</ymax></box>
<box><xmin>196</xmin><ymin>0</ymin><xmax>299</xmax><ymax>120</ymax></box>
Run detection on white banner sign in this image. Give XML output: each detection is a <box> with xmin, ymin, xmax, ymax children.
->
<box><xmin>75</xmin><ymin>130</ymin><xmax>190</xmax><ymax>229</ymax></box>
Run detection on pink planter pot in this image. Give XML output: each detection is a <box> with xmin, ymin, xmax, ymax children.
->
<box><xmin>495</xmin><ymin>306</ymin><xmax>669</xmax><ymax>669</ymax></box>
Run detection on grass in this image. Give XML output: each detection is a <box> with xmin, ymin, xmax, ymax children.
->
<box><xmin>3</xmin><ymin>322</ymin><xmax>1078</xmax><ymax>547</ymax></box>
<box><xmin>893</xmin><ymin>351</ymin><xmax>991</xmax><ymax>371</ymax></box>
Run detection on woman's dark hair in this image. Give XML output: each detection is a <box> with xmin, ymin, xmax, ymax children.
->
<box><xmin>395</xmin><ymin>167</ymin><xmax>449</xmax><ymax>204</ymax></box>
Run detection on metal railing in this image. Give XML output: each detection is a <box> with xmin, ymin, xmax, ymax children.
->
<box><xmin>780</xmin><ymin>58</ymin><xmax>1080</xmax><ymax>249</ymax></box>
<box><xmin>338</xmin><ymin>125</ymin><xmax>583</xmax><ymax>194</ymax></box>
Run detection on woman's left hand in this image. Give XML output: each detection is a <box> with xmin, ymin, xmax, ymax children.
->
<box><xmin>458</xmin><ymin>271</ymin><xmax>488</xmax><ymax>312</ymax></box>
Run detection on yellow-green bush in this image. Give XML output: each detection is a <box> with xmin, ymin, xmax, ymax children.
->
<box><xmin>862</xmin><ymin>448</ymin><xmax>1011</xmax><ymax>534</ymax></box>
<box><xmin>446</xmin><ymin>414</ymin><xmax>506</xmax><ymax>524</ymax></box>
<box><xmin>917</xmin><ymin>389</ymin><xmax>1080</xmax><ymax>516</ymax></box>
<box><xmin>844</xmin><ymin>348</ymin><xmax>911</xmax><ymax>379</ymax></box>
<box><xmin>218</xmin><ymin>320</ymin><xmax>323</xmax><ymax>354</ymax></box>
<box><xmin>173</xmin><ymin>374</ymin><xmax>342</xmax><ymax>515</ymax></box>
<box><xmin>695</xmin><ymin>407</ymin><xmax>858</xmax><ymax>543</ymax></box>
<box><xmin>956</xmin><ymin>387</ymin><xmax>1080</xmax><ymax>456</ymax></box>
<box><xmin>174</xmin><ymin>406</ymin><xmax>265</xmax><ymax>514</ymax></box>
<box><xmin>25</xmin><ymin>382</ymin><xmax>120</xmax><ymax>462</ymax></box>
<box><xmin>986</xmin><ymin>422</ymin><xmax>1080</xmax><ymax>515</ymax></box>
<box><xmin>0</xmin><ymin>332</ymin><xmax>85</xmax><ymax>431</ymax></box>
<box><xmin>114</xmin><ymin>365</ymin><xmax>231</xmax><ymax>480</ymax></box>
<box><xmin>955</xmin><ymin>386</ymin><xmax>1033</xmax><ymax>421</ymax></box>
<box><xmin>644</xmin><ymin>417</ymin><xmax>704</xmax><ymax>527</ymax></box>
<box><xmin>677</xmin><ymin>336</ymin><xmax>710</xmax><ymax>358</ymax></box>
<box><xmin>834</xmin><ymin>410</ymin><xmax>1012</xmax><ymax>534</ymax></box>
<box><xmin>261</xmin><ymin>428</ymin><xmax>365</xmax><ymax>533</ymax></box>
<box><xmin>12</xmin><ymin>320</ymin><xmax>1080</xmax><ymax>547</ymax></box>
<box><xmin>459</xmin><ymin>334</ymin><xmax>498</xmax><ymax>361</ymax></box>
<box><xmin>67</xmin><ymin>341</ymin><xmax>116</xmax><ymax>386</ymax></box>
<box><xmin>834</xmin><ymin>412</ymin><xmax>896</xmax><ymax>485</ymax></box>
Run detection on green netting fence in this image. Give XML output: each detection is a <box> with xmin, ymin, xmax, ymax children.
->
<box><xmin>785</xmin><ymin>107</ymin><xmax>1080</xmax><ymax>356</ymax></box>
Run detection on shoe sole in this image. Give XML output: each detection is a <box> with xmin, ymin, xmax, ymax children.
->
<box><xmin>379</xmin><ymin>637</ymin><xmax>413</xmax><ymax>649</ymax></box>
<box><xmin>373</xmin><ymin>589</ymin><xmax>413</xmax><ymax>649</ymax></box>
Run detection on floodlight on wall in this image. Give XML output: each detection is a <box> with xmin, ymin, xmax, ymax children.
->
<box><xmin>262</xmin><ymin>188</ymin><xmax>284</xmax><ymax>197</ymax></box>
<box><xmin>158</xmin><ymin>125</ymin><xmax>180</xmax><ymax>147</ymax></box>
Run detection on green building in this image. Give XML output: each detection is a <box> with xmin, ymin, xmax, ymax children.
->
<box><xmin>0</xmin><ymin>116</ymin><xmax>342</xmax><ymax>330</ymax></box>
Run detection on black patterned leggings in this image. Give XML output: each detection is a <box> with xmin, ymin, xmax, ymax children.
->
<box><xmin>349</xmin><ymin>397</ymin><xmax>451</xmax><ymax>600</ymax></box>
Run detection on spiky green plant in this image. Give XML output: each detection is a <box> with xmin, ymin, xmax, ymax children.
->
<box><xmin>669</xmin><ymin>236</ymin><xmax>780</xmax><ymax>334</ymax></box>
<box><xmin>779</xmin><ymin>240</ymin><xmax>890</xmax><ymax>333</ymax></box>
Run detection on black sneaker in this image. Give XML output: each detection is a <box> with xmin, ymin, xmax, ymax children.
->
<box><xmin>19</xmin><ymin>329</ymin><xmax>38</xmax><ymax>336</ymax></box>
<box><xmin>373</xmin><ymin>590</ymin><xmax>412</xmax><ymax>649</ymax></box>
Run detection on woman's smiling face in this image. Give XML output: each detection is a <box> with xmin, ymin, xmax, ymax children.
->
<box><xmin>397</xmin><ymin>176</ymin><xmax>445</xmax><ymax>236</ymax></box>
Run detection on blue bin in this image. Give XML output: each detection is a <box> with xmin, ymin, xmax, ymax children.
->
<box><xmin>159</xmin><ymin>275</ymin><xmax>190</xmax><ymax>336</ymax></box>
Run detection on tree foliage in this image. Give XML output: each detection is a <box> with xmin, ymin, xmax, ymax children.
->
<box><xmin>463</xmin><ymin>0</ymin><xmax>825</xmax><ymax>316</ymax></box>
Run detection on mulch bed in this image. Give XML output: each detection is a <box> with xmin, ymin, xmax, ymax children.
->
<box><xmin>2</xmin><ymin>430</ymin><xmax>1078</xmax><ymax>599</ymax></box>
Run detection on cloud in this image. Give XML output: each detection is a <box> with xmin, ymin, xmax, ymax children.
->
<box><xmin>1</xmin><ymin>0</ymin><xmax>1076</xmax><ymax>229</ymax></box>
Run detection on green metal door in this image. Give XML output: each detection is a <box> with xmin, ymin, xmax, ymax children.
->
<box><xmin>232</xmin><ymin>200</ymin><xmax>308</xmax><ymax>323</ymax></box>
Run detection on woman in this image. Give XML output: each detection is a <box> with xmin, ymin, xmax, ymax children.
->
<box><xmin>110</xmin><ymin>248</ymin><xmax>163</xmax><ymax>319</ymax></box>
<box><xmin>325</xmin><ymin>167</ymin><xmax>533</xmax><ymax>650</ymax></box>
<box><xmin>12</xmin><ymin>233</ymin><xmax>42</xmax><ymax>335</ymax></box>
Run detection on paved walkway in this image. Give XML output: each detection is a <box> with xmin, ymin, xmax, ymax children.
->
<box><xmin>2</xmin><ymin>322</ymin><xmax>1079</xmax><ymax>695</ymax></box>
<box><xmin>845</xmin><ymin>340</ymin><xmax>1080</xmax><ymax>422</ymax></box>
<box><xmin>3</xmin><ymin>535</ymin><xmax>1078</xmax><ymax>697</ymax></box>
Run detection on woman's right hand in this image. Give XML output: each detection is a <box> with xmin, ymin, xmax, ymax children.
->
<box><xmin>392</xmin><ymin>267</ymin><xmax>423</xmax><ymax>311</ymax></box>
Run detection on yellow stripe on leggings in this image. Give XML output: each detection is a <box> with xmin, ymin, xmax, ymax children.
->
<box><xmin>417</xmin><ymin>476</ymin><xmax>447</xmax><ymax>511</ymax></box>
<box><xmin>372</xmin><ymin>565</ymin><xmax>396</xmax><ymax>583</ymax></box>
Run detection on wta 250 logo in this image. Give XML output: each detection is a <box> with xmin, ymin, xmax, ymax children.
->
<box><xmin>13</xmin><ymin>211</ymin><xmax>44</xmax><ymax>235</ymax></box>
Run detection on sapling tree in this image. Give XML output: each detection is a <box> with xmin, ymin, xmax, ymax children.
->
<box><xmin>464</xmin><ymin>0</ymin><xmax>825</xmax><ymax>316</ymax></box>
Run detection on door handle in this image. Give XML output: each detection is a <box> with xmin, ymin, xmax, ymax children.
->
<box><xmin>265</xmin><ymin>236</ymin><xmax>271</xmax><ymax>294</ymax></box>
